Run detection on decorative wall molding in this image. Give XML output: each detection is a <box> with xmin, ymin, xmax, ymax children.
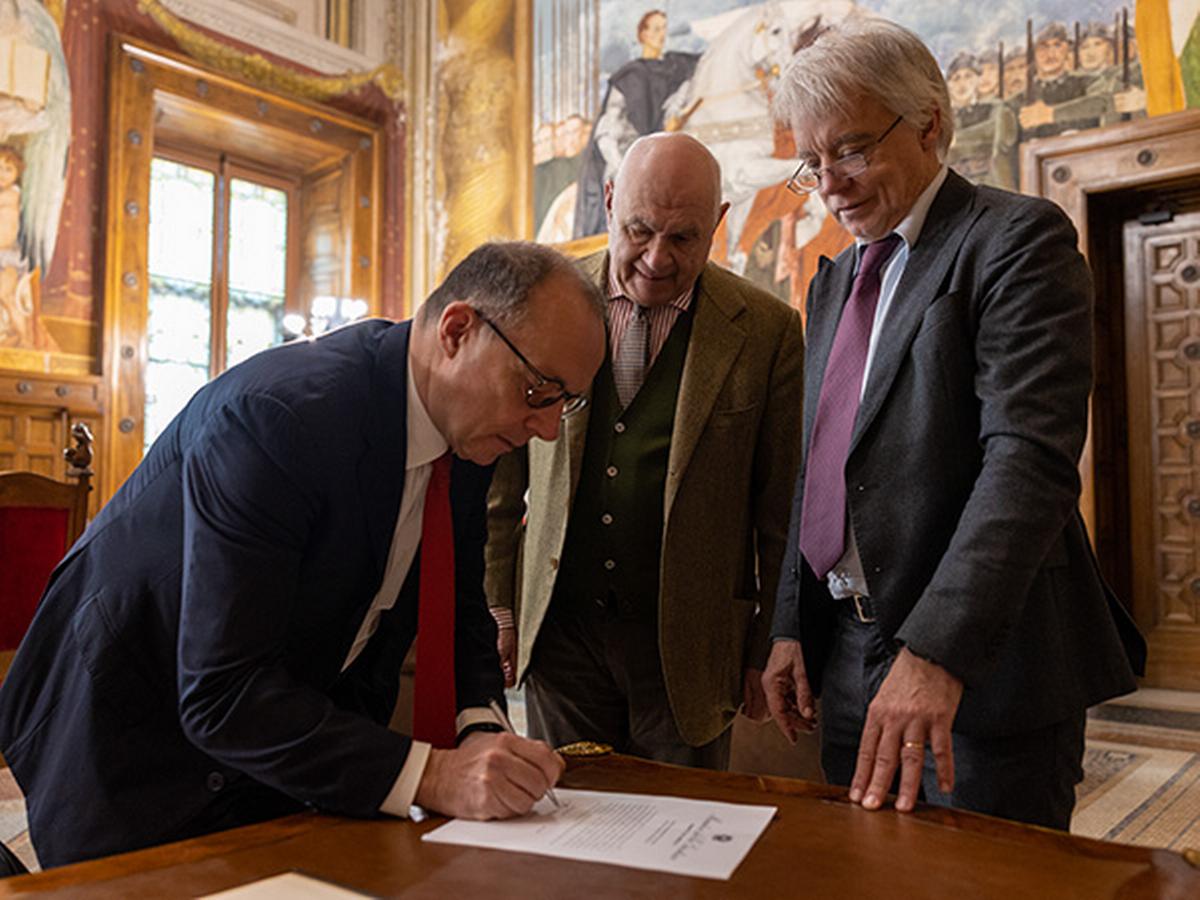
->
<box><xmin>160</xmin><ymin>0</ymin><xmax>375</xmax><ymax>73</ymax></box>
<box><xmin>403</xmin><ymin>0</ymin><xmax>531</xmax><ymax>310</ymax></box>
<box><xmin>233</xmin><ymin>0</ymin><xmax>302</xmax><ymax>28</ymax></box>
<box><xmin>379</xmin><ymin>0</ymin><xmax>401</xmax><ymax>69</ymax></box>
<box><xmin>143</xmin><ymin>0</ymin><xmax>403</xmax><ymax>102</ymax></box>
<box><xmin>400</xmin><ymin>0</ymin><xmax>436</xmax><ymax>313</ymax></box>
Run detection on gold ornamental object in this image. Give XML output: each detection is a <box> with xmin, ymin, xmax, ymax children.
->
<box><xmin>557</xmin><ymin>741</ymin><xmax>613</xmax><ymax>758</ymax></box>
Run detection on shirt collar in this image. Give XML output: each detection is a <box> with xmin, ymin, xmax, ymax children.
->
<box><xmin>855</xmin><ymin>164</ymin><xmax>948</xmax><ymax>255</ymax></box>
<box><xmin>609</xmin><ymin>277</ymin><xmax>696</xmax><ymax>314</ymax></box>
<box><xmin>406</xmin><ymin>352</ymin><xmax>448</xmax><ymax>470</ymax></box>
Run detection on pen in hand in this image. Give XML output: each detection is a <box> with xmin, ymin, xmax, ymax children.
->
<box><xmin>487</xmin><ymin>698</ymin><xmax>562</xmax><ymax>809</ymax></box>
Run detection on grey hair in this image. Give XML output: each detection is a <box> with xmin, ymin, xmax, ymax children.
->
<box><xmin>772</xmin><ymin>17</ymin><xmax>954</xmax><ymax>159</ymax></box>
<box><xmin>422</xmin><ymin>240</ymin><xmax>605</xmax><ymax>325</ymax></box>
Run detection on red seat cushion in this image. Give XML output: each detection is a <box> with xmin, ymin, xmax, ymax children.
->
<box><xmin>0</xmin><ymin>506</ymin><xmax>69</xmax><ymax>651</ymax></box>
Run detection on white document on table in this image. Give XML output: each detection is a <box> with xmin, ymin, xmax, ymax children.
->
<box><xmin>421</xmin><ymin>789</ymin><xmax>776</xmax><ymax>881</ymax></box>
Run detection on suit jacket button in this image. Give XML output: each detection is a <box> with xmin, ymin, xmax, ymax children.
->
<box><xmin>206</xmin><ymin>772</ymin><xmax>225</xmax><ymax>792</ymax></box>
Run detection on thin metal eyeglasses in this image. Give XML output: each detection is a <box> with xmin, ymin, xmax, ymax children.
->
<box><xmin>473</xmin><ymin>309</ymin><xmax>588</xmax><ymax>416</ymax></box>
<box><xmin>785</xmin><ymin>115</ymin><xmax>905</xmax><ymax>195</ymax></box>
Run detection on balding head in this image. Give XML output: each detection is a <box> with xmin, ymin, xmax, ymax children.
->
<box><xmin>604</xmin><ymin>132</ymin><xmax>729</xmax><ymax>307</ymax></box>
<box><xmin>616</xmin><ymin>133</ymin><xmax>723</xmax><ymax>221</ymax></box>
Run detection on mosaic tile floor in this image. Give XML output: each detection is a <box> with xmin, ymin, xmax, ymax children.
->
<box><xmin>1072</xmin><ymin>690</ymin><xmax>1200</xmax><ymax>849</ymax></box>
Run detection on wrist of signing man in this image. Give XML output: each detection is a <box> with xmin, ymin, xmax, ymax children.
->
<box><xmin>457</xmin><ymin>722</ymin><xmax>505</xmax><ymax>744</ymax></box>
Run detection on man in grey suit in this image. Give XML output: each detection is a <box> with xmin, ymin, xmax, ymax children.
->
<box><xmin>762</xmin><ymin>19</ymin><xmax>1145</xmax><ymax>829</ymax></box>
<box><xmin>488</xmin><ymin>133</ymin><xmax>804</xmax><ymax>768</ymax></box>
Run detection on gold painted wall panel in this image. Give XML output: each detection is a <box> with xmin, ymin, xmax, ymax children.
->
<box><xmin>406</xmin><ymin>0</ymin><xmax>531</xmax><ymax>304</ymax></box>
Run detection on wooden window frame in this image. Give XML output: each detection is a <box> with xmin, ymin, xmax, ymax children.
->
<box><xmin>102</xmin><ymin>36</ymin><xmax>383</xmax><ymax>502</ymax></box>
<box><xmin>150</xmin><ymin>144</ymin><xmax>302</xmax><ymax>380</ymax></box>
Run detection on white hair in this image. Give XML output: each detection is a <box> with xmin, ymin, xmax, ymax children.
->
<box><xmin>772</xmin><ymin>17</ymin><xmax>954</xmax><ymax>159</ymax></box>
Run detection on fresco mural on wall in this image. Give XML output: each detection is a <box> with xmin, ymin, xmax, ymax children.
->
<box><xmin>534</xmin><ymin>0</ymin><xmax>1195</xmax><ymax>313</ymax></box>
<box><xmin>0</xmin><ymin>0</ymin><xmax>70</xmax><ymax>353</ymax></box>
<box><xmin>1183</xmin><ymin>1</ymin><xmax>1200</xmax><ymax>103</ymax></box>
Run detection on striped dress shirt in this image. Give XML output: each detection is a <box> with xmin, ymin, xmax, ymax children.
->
<box><xmin>606</xmin><ymin>270</ymin><xmax>694</xmax><ymax>366</ymax></box>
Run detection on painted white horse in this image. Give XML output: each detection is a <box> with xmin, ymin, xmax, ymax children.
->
<box><xmin>670</xmin><ymin>0</ymin><xmax>861</xmax><ymax>269</ymax></box>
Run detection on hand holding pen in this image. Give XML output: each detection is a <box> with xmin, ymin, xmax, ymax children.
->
<box><xmin>412</xmin><ymin>703</ymin><xmax>565</xmax><ymax>819</ymax></box>
<box><xmin>489</xmin><ymin>698</ymin><xmax>563</xmax><ymax>809</ymax></box>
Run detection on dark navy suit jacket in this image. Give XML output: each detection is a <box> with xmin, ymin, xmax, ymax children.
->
<box><xmin>0</xmin><ymin>320</ymin><xmax>501</xmax><ymax>867</ymax></box>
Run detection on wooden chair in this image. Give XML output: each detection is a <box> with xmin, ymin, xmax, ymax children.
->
<box><xmin>0</xmin><ymin>423</ymin><xmax>94</xmax><ymax>660</ymax></box>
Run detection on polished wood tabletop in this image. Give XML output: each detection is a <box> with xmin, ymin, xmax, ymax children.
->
<box><xmin>3</xmin><ymin>754</ymin><xmax>1198</xmax><ymax>898</ymax></box>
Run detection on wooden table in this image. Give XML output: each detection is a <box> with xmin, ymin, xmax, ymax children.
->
<box><xmin>3</xmin><ymin>755</ymin><xmax>1198</xmax><ymax>898</ymax></box>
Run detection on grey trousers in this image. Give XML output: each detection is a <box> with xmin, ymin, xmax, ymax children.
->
<box><xmin>523</xmin><ymin>602</ymin><xmax>731</xmax><ymax>770</ymax></box>
<box><xmin>819</xmin><ymin>604</ymin><xmax>1085</xmax><ymax>830</ymax></box>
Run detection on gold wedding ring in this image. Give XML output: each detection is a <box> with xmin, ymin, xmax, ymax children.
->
<box><xmin>902</xmin><ymin>740</ymin><xmax>923</xmax><ymax>749</ymax></box>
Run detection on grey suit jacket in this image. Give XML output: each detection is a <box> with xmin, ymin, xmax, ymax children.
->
<box><xmin>488</xmin><ymin>253</ymin><xmax>804</xmax><ymax>746</ymax></box>
<box><xmin>772</xmin><ymin>169</ymin><xmax>1144</xmax><ymax>737</ymax></box>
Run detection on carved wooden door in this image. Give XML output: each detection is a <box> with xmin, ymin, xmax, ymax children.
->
<box><xmin>1124</xmin><ymin>211</ymin><xmax>1200</xmax><ymax>688</ymax></box>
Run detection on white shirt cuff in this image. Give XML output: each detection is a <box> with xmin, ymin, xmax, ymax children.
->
<box><xmin>457</xmin><ymin>704</ymin><xmax>506</xmax><ymax>732</ymax></box>
<box><xmin>380</xmin><ymin>740</ymin><xmax>431</xmax><ymax>817</ymax></box>
<box><xmin>379</xmin><ymin>707</ymin><xmax>507</xmax><ymax>817</ymax></box>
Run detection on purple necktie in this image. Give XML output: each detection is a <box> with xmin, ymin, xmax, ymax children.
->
<box><xmin>799</xmin><ymin>234</ymin><xmax>902</xmax><ymax>579</ymax></box>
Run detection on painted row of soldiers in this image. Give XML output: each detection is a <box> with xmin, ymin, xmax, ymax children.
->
<box><xmin>945</xmin><ymin>21</ymin><xmax>1145</xmax><ymax>189</ymax></box>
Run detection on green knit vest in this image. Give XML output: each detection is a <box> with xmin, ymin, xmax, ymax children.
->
<box><xmin>553</xmin><ymin>306</ymin><xmax>694</xmax><ymax>619</ymax></box>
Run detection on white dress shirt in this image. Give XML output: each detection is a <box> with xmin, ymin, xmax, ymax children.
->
<box><xmin>825</xmin><ymin>166</ymin><xmax>949</xmax><ymax>601</ymax></box>
<box><xmin>344</xmin><ymin>354</ymin><xmax>499</xmax><ymax>816</ymax></box>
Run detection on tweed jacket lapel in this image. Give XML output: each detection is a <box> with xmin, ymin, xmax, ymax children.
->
<box><xmin>665</xmin><ymin>263</ymin><xmax>747</xmax><ymax>520</ymax></box>
<box><xmin>575</xmin><ymin>253</ymin><xmax>748</xmax><ymax>521</ymax></box>
<box><xmin>552</xmin><ymin>251</ymin><xmax>608</xmax><ymax>504</ymax></box>
<box><xmin>524</xmin><ymin>379</ymin><xmax>592</xmax><ymax>578</ymax></box>
<box><xmin>560</xmin><ymin>400</ymin><xmax>591</xmax><ymax>499</ymax></box>
<box><xmin>849</xmin><ymin>170</ymin><xmax>981</xmax><ymax>455</ymax></box>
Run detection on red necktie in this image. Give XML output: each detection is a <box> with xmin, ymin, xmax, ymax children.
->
<box><xmin>799</xmin><ymin>235</ymin><xmax>901</xmax><ymax>579</ymax></box>
<box><xmin>412</xmin><ymin>453</ymin><xmax>457</xmax><ymax>748</ymax></box>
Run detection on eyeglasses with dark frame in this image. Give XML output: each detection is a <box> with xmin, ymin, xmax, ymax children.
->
<box><xmin>785</xmin><ymin>115</ymin><xmax>905</xmax><ymax>195</ymax></box>
<box><xmin>473</xmin><ymin>309</ymin><xmax>588</xmax><ymax>416</ymax></box>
